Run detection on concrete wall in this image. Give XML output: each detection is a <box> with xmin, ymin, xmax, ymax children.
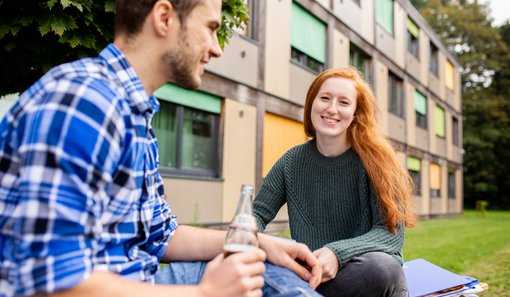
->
<box><xmin>289</xmin><ymin>63</ymin><xmax>316</xmax><ymax>105</ymax></box>
<box><xmin>264</xmin><ymin>0</ymin><xmax>291</xmax><ymax>98</ymax></box>
<box><xmin>331</xmin><ymin>29</ymin><xmax>350</xmax><ymax>68</ymax></box>
<box><xmin>163</xmin><ymin>178</ymin><xmax>223</xmax><ymax>224</ymax></box>
<box><xmin>222</xmin><ymin>99</ymin><xmax>257</xmax><ymax>221</ymax></box>
<box><xmin>206</xmin><ymin>35</ymin><xmax>259</xmax><ymax>88</ymax></box>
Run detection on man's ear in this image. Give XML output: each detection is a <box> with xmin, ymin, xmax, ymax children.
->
<box><xmin>151</xmin><ymin>0</ymin><xmax>178</xmax><ymax>36</ymax></box>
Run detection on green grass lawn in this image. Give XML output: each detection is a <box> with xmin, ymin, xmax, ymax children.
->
<box><xmin>404</xmin><ymin>210</ymin><xmax>510</xmax><ymax>296</ymax></box>
<box><xmin>272</xmin><ymin>210</ymin><xmax>510</xmax><ymax>296</ymax></box>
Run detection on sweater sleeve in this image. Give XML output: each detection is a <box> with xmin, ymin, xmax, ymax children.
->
<box><xmin>253</xmin><ymin>154</ymin><xmax>288</xmax><ymax>231</ymax></box>
<box><xmin>324</xmin><ymin>190</ymin><xmax>405</xmax><ymax>267</ymax></box>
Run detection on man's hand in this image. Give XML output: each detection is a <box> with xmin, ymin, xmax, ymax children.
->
<box><xmin>258</xmin><ymin>233</ymin><xmax>322</xmax><ymax>289</ymax></box>
<box><xmin>198</xmin><ymin>249</ymin><xmax>267</xmax><ymax>297</ymax></box>
<box><xmin>312</xmin><ymin>247</ymin><xmax>339</xmax><ymax>283</ymax></box>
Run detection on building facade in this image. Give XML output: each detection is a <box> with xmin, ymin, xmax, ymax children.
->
<box><xmin>153</xmin><ymin>0</ymin><xmax>463</xmax><ymax>225</ymax></box>
<box><xmin>0</xmin><ymin>0</ymin><xmax>463</xmax><ymax>225</ymax></box>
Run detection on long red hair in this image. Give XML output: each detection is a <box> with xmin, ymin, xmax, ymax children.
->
<box><xmin>304</xmin><ymin>67</ymin><xmax>416</xmax><ymax>232</ymax></box>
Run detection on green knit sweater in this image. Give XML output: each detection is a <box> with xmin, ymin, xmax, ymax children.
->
<box><xmin>253</xmin><ymin>139</ymin><xmax>404</xmax><ymax>266</ymax></box>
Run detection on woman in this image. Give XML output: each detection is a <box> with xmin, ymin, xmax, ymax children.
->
<box><xmin>253</xmin><ymin>67</ymin><xmax>416</xmax><ymax>297</ymax></box>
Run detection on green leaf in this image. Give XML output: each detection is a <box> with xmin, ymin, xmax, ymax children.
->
<box><xmin>8</xmin><ymin>26</ymin><xmax>21</xmax><ymax>36</ymax></box>
<box><xmin>105</xmin><ymin>0</ymin><xmax>115</xmax><ymax>13</ymax></box>
<box><xmin>4</xmin><ymin>41</ymin><xmax>17</xmax><ymax>52</ymax></box>
<box><xmin>60</xmin><ymin>0</ymin><xmax>73</xmax><ymax>9</ymax></box>
<box><xmin>38</xmin><ymin>19</ymin><xmax>52</xmax><ymax>36</ymax></box>
<box><xmin>0</xmin><ymin>26</ymin><xmax>9</xmax><ymax>39</ymax></box>
<box><xmin>0</xmin><ymin>0</ymin><xmax>248</xmax><ymax>95</ymax></box>
<box><xmin>47</xmin><ymin>0</ymin><xmax>58</xmax><ymax>10</ymax></box>
<box><xmin>59</xmin><ymin>30</ymin><xmax>97</xmax><ymax>49</ymax></box>
<box><xmin>50</xmin><ymin>20</ymin><xmax>67</xmax><ymax>36</ymax></box>
<box><xmin>19</xmin><ymin>16</ymin><xmax>34</xmax><ymax>27</ymax></box>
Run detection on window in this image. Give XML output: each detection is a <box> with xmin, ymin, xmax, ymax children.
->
<box><xmin>376</xmin><ymin>0</ymin><xmax>394</xmax><ymax>35</ymax></box>
<box><xmin>445</xmin><ymin>60</ymin><xmax>455</xmax><ymax>90</ymax></box>
<box><xmin>153</xmin><ymin>84</ymin><xmax>221</xmax><ymax>177</ymax></box>
<box><xmin>350</xmin><ymin>44</ymin><xmax>372</xmax><ymax>84</ymax></box>
<box><xmin>435</xmin><ymin>105</ymin><xmax>445</xmax><ymax>138</ymax></box>
<box><xmin>234</xmin><ymin>0</ymin><xmax>256</xmax><ymax>39</ymax></box>
<box><xmin>452</xmin><ymin>117</ymin><xmax>459</xmax><ymax>146</ymax></box>
<box><xmin>407</xmin><ymin>18</ymin><xmax>419</xmax><ymax>58</ymax></box>
<box><xmin>246</xmin><ymin>0</ymin><xmax>257</xmax><ymax>39</ymax></box>
<box><xmin>448</xmin><ymin>168</ymin><xmax>456</xmax><ymax>199</ymax></box>
<box><xmin>291</xmin><ymin>48</ymin><xmax>324</xmax><ymax>73</ymax></box>
<box><xmin>430</xmin><ymin>43</ymin><xmax>439</xmax><ymax>76</ymax></box>
<box><xmin>430</xmin><ymin>163</ymin><xmax>441</xmax><ymax>198</ymax></box>
<box><xmin>388</xmin><ymin>72</ymin><xmax>404</xmax><ymax>117</ymax></box>
<box><xmin>414</xmin><ymin>90</ymin><xmax>427</xmax><ymax>129</ymax></box>
<box><xmin>407</xmin><ymin>156</ymin><xmax>421</xmax><ymax>196</ymax></box>
<box><xmin>291</xmin><ymin>2</ymin><xmax>326</xmax><ymax>73</ymax></box>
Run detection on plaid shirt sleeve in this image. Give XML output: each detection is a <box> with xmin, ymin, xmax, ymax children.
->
<box><xmin>13</xmin><ymin>75</ymin><xmax>125</xmax><ymax>295</ymax></box>
<box><xmin>0</xmin><ymin>61</ymin><xmax>176</xmax><ymax>296</ymax></box>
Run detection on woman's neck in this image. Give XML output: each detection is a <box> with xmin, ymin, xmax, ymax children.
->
<box><xmin>315</xmin><ymin>136</ymin><xmax>350</xmax><ymax>157</ymax></box>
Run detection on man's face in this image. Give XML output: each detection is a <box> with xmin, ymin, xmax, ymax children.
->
<box><xmin>163</xmin><ymin>0</ymin><xmax>223</xmax><ymax>89</ymax></box>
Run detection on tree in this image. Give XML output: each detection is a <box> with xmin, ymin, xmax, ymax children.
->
<box><xmin>0</xmin><ymin>0</ymin><xmax>248</xmax><ymax>95</ymax></box>
<box><xmin>410</xmin><ymin>0</ymin><xmax>430</xmax><ymax>10</ymax></box>
<box><xmin>414</xmin><ymin>0</ymin><xmax>510</xmax><ymax>209</ymax></box>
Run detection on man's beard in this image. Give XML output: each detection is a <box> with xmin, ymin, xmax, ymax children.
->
<box><xmin>162</xmin><ymin>33</ymin><xmax>200</xmax><ymax>90</ymax></box>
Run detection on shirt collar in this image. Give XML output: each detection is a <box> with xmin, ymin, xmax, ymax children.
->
<box><xmin>99</xmin><ymin>43</ymin><xmax>160</xmax><ymax>117</ymax></box>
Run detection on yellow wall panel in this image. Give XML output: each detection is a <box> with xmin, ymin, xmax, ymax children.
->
<box><xmin>263</xmin><ymin>113</ymin><xmax>308</xmax><ymax>176</ymax></box>
<box><xmin>445</xmin><ymin>60</ymin><xmax>455</xmax><ymax>90</ymax></box>
<box><xmin>430</xmin><ymin>163</ymin><xmax>441</xmax><ymax>189</ymax></box>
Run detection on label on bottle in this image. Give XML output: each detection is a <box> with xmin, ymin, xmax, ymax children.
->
<box><xmin>231</xmin><ymin>213</ymin><xmax>256</xmax><ymax>229</ymax></box>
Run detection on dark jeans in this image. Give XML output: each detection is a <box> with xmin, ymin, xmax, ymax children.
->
<box><xmin>317</xmin><ymin>252</ymin><xmax>408</xmax><ymax>297</ymax></box>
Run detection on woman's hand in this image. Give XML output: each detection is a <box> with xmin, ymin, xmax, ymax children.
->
<box><xmin>258</xmin><ymin>233</ymin><xmax>322</xmax><ymax>289</ymax></box>
<box><xmin>313</xmin><ymin>247</ymin><xmax>339</xmax><ymax>283</ymax></box>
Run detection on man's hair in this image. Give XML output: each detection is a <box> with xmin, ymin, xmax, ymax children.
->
<box><xmin>115</xmin><ymin>0</ymin><xmax>204</xmax><ymax>37</ymax></box>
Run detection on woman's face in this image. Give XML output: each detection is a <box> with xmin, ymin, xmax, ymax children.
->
<box><xmin>310</xmin><ymin>77</ymin><xmax>357</xmax><ymax>143</ymax></box>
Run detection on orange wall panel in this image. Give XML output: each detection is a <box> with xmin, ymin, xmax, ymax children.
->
<box><xmin>262</xmin><ymin>113</ymin><xmax>308</xmax><ymax>176</ymax></box>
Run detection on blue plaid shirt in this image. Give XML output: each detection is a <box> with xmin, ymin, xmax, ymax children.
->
<box><xmin>0</xmin><ymin>44</ymin><xmax>178</xmax><ymax>296</ymax></box>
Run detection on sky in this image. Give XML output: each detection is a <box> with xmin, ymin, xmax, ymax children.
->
<box><xmin>480</xmin><ymin>0</ymin><xmax>510</xmax><ymax>26</ymax></box>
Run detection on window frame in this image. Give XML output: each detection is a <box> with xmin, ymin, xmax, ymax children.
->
<box><xmin>376</xmin><ymin>0</ymin><xmax>394</xmax><ymax>35</ymax></box>
<box><xmin>154</xmin><ymin>100</ymin><xmax>220</xmax><ymax>178</ymax></box>
<box><xmin>234</xmin><ymin>0</ymin><xmax>257</xmax><ymax>40</ymax></box>
<box><xmin>407</xmin><ymin>18</ymin><xmax>420</xmax><ymax>58</ymax></box>
<box><xmin>435</xmin><ymin>105</ymin><xmax>445</xmax><ymax>139</ymax></box>
<box><xmin>290</xmin><ymin>2</ymin><xmax>326</xmax><ymax>73</ymax></box>
<box><xmin>349</xmin><ymin>44</ymin><xmax>372</xmax><ymax>85</ymax></box>
<box><xmin>430</xmin><ymin>163</ymin><xmax>441</xmax><ymax>198</ymax></box>
<box><xmin>388</xmin><ymin>71</ymin><xmax>404</xmax><ymax>118</ymax></box>
<box><xmin>246</xmin><ymin>0</ymin><xmax>257</xmax><ymax>40</ymax></box>
<box><xmin>414</xmin><ymin>90</ymin><xmax>428</xmax><ymax>129</ymax></box>
<box><xmin>430</xmin><ymin>42</ymin><xmax>439</xmax><ymax>76</ymax></box>
<box><xmin>291</xmin><ymin>47</ymin><xmax>325</xmax><ymax>73</ymax></box>
<box><xmin>407</xmin><ymin>156</ymin><xmax>422</xmax><ymax>196</ymax></box>
<box><xmin>448</xmin><ymin>169</ymin><xmax>456</xmax><ymax>199</ymax></box>
<box><xmin>409</xmin><ymin>170</ymin><xmax>422</xmax><ymax>196</ymax></box>
<box><xmin>452</xmin><ymin>116</ymin><xmax>460</xmax><ymax>146</ymax></box>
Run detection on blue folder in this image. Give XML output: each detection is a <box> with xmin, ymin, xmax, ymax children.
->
<box><xmin>403</xmin><ymin>258</ymin><xmax>472</xmax><ymax>297</ymax></box>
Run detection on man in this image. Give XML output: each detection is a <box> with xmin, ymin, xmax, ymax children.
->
<box><xmin>0</xmin><ymin>0</ymin><xmax>322</xmax><ymax>296</ymax></box>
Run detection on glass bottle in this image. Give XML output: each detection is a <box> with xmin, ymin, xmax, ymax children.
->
<box><xmin>223</xmin><ymin>184</ymin><xmax>259</xmax><ymax>256</ymax></box>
